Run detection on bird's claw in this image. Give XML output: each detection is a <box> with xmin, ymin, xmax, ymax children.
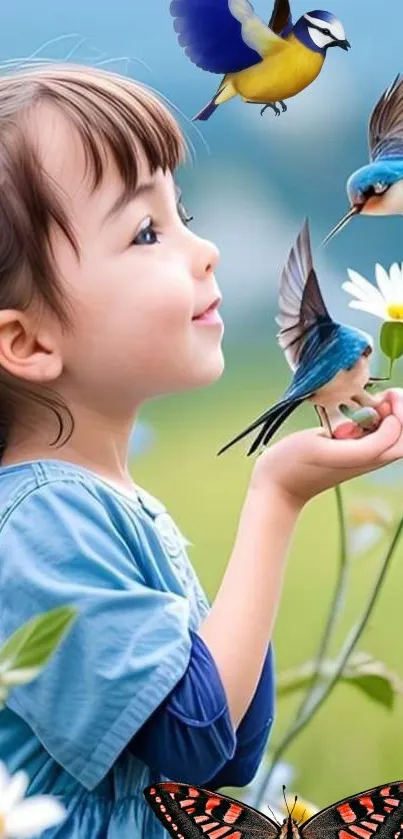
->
<box><xmin>260</xmin><ymin>102</ymin><xmax>281</xmax><ymax>117</ymax></box>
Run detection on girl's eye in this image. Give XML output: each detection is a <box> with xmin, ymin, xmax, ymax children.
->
<box><xmin>177</xmin><ymin>199</ymin><xmax>194</xmax><ymax>226</ymax></box>
<box><xmin>132</xmin><ymin>218</ymin><xmax>159</xmax><ymax>246</ymax></box>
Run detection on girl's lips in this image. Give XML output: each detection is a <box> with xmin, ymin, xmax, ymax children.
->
<box><xmin>193</xmin><ymin>307</ymin><xmax>223</xmax><ymax>325</ymax></box>
<box><xmin>192</xmin><ymin>297</ymin><xmax>222</xmax><ymax>324</ymax></box>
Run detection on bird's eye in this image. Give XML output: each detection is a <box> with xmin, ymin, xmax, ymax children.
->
<box><xmin>322</xmin><ymin>28</ymin><xmax>331</xmax><ymax>35</ymax></box>
<box><xmin>373</xmin><ymin>181</ymin><xmax>388</xmax><ymax>194</ymax></box>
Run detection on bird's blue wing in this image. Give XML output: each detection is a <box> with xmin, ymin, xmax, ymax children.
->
<box><xmin>276</xmin><ymin>219</ymin><xmax>332</xmax><ymax>372</ymax></box>
<box><xmin>369</xmin><ymin>74</ymin><xmax>403</xmax><ymax>160</ymax></box>
<box><xmin>169</xmin><ymin>0</ymin><xmax>263</xmax><ymax>73</ymax></box>
<box><xmin>268</xmin><ymin>0</ymin><xmax>293</xmax><ymax>36</ymax></box>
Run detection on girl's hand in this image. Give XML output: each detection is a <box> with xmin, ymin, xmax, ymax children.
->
<box><xmin>250</xmin><ymin>389</ymin><xmax>403</xmax><ymax>509</ymax></box>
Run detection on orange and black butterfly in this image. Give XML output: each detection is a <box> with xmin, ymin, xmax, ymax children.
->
<box><xmin>144</xmin><ymin>780</ymin><xmax>403</xmax><ymax>839</ymax></box>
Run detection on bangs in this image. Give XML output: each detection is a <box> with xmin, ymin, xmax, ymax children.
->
<box><xmin>4</xmin><ymin>63</ymin><xmax>188</xmax><ymax>196</ymax></box>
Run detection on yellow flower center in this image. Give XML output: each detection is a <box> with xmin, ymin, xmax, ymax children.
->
<box><xmin>0</xmin><ymin>812</ymin><xmax>5</xmax><ymax>837</ymax></box>
<box><xmin>387</xmin><ymin>303</ymin><xmax>403</xmax><ymax>320</ymax></box>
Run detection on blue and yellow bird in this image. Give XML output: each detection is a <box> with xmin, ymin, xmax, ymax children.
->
<box><xmin>324</xmin><ymin>75</ymin><xmax>403</xmax><ymax>244</ymax></box>
<box><xmin>217</xmin><ymin>220</ymin><xmax>378</xmax><ymax>457</ymax></box>
<box><xmin>170</xmin><ymin>0</ymin><xmax>350</xmax><ymax>121</ymax></box>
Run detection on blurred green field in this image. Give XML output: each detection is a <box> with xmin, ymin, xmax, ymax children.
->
<box><xmin>130</xmin><ymin>342</ymin><xmax>403</xmax><ymax>810</ymax></box>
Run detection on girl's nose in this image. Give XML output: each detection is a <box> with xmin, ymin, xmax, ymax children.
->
<box><xmin>193</xmin><ymin>236</ymin><xmax>220</xmax><ymax>280</ymax></box>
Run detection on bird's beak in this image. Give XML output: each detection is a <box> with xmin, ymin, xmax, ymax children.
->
<box><xmin>321</xmin><ymin>205</ymin><xmax>361</xmax><ymax>246</ymax></box>
<box><xmin>327</xmin><ymin>38</ymin><xmax>351</xmax><ymax>51</ymax></box>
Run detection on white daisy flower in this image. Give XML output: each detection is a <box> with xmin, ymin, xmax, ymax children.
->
<box><xmin>0</xmin><ymin>762</ymin><xmax>65</xmax><ymax>838</ymax></box>
<box><xmin>342</xmin><ymin>263</ymin><xmax>403</xmax><ymax>321</ymax></box>
<box><xmin>242</xmin><ymin>760</ymin><xmax>318</xmax><ymax>823</ymax></box>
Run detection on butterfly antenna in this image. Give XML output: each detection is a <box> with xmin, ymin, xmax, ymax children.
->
<box><xmin>290</xmin><ymin>795</ymin><xmax>298</xmax><ymax>817</ymax></box>
<box><xmin>283</xmin><ymin>786</ymin><xmax>291</xmax><ymax>816</ymax></box>
<box><xmin>266</xmin><ymin>803</ymin><xmax>280</xmax><ymax>824</ymax></box>
<box><xmin>297</xmin><ymin>808</ymin><xmax>307</xmax><ymax>826</ymax></box>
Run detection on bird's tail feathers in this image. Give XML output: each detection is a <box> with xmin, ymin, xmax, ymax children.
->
<box><xmin>193</xmin><ymin>98</ymin><xmax>219</xmax><ymax>121</ymax></box>
<box><xmin>192</xmin><ymin>80</ymin><xmax>236</xmax><ymax>122</ymax></box>
<box><xmin>247</xmin><ymin>398</ymin><xmax>302</xmax><ymax>455</ymax></box>
<box><xmin>217</xmin><ymin>396</ymin><xmax>303</xmax><ymax>457</ymax></box>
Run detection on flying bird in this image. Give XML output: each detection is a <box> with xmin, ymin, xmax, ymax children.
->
<box><xmin>324</xmin><ymin>74</ymin><xmax>403</xmax><ymax>244</ymax></box>
<box><xmin>170</xmin><ymin>0</ymin><xmax>350</xmax><ymax>121</ymax></box>
<box><xmin>217</xmin><ymin>220</ymin><xmax>378</xmax><ymax>457</ymax></box>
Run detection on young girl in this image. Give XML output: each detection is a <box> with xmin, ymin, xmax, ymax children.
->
<box><xmin>0</xmin><ymin>64</ymin><xmax>402</xmax><ymax>839</ymax></box>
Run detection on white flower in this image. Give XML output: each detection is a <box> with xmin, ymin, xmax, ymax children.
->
<box><xmin>0</xmin><ymin>762</ymin><xmax>66</xmax><ymax>838</ymax></box>
<box><xmin>342</xmin><ymin>263</ymin><xmax>403</xmax><ymax>321</ymax></box>
<box><xmin>242</xmin><ymin>760</ymin><xmax>318</xmax><ymax>823</ymax></box>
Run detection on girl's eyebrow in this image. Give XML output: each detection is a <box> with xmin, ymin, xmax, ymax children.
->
<box><xmin>102</xmin><ymin>179</ymin><xmax>156</xmax><ymax>226</ymax></box>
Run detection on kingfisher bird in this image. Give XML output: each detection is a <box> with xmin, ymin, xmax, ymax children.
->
<box><xmin>170</xmin><ymin>0</ymin><xmax>350</xmax><ymax>121</ymax></box>
<box><xmin>217</xmin><ymin>220</ymin><xmax>379</xmax><ymax>457</ymax></box>
<box><xmin>324</xmin><ymin>75</ymin><xmax>403</xmax><ymax>244</ymax></box>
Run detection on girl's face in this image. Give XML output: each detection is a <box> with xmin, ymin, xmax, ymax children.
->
<box><xmin>36</xmin><ymin>105</ymin><xmax>223</xmax><ymax>419</ymax></box>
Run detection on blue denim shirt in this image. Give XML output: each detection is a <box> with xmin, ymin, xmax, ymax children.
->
<box><xmin>0</xmin><ymin>458</ymin><xmax>274</xmax><ymax>837</ymax></box>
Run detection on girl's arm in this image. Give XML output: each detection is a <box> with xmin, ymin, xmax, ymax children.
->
<box><xmin>129</xmin><ymin>633</ymin><xmax>274</xmax><ymax>787</ymax></box>
<box><xmin>200</xmin><ymin>399</ymin><xmax>403</xmax><ymax>729</ymax></box>
<box><xmin>198</xmin><ymin>482</ymin><xmax>299</xmax><ymax>727</ymax></box>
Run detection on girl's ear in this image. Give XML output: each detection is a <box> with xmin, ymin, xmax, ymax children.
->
<box><xmin>0</xmin><ymin>309</ymin><xmax>63</xmax><ymax>383</ymax></box>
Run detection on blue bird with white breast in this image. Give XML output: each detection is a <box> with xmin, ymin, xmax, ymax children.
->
<box><xmin>218</xmin><ymin>220</ymin><xmax>379</xmax><ymax>457</ymax></box>
<box><xmin>170</xmin><ymin>0</ymin><xmax>350</xmax><ymax>121</ymax></box>
<box><xmin>324</xmin><ymin>75</ymin><xmax>403</xmax><ymax>243</ymax></box>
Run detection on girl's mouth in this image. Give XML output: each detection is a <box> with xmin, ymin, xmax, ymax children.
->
<box><xmin>192</xmin><ymin>296</ymin><xmax>223</xmax><ymax>325</ymax></box>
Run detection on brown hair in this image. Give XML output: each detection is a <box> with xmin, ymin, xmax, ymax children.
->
<box><xmin>0</xmin><ymin>62</ymin><xmax>187</xmax><ymax>461</ymax></box>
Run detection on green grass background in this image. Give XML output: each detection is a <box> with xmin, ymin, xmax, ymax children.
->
<box><xmin>131</xmin><ymin>342</ymin><xmax>403</xmax><ymax>809</ymax></box>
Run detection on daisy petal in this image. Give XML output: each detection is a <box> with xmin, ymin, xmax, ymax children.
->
<box><xmin>389</xmin><ymin>262</ymin><xmax>403</xmax><ymax>299</ymax></box>
<box><xmin>0</xmin><ymin>762</ymin><xmax>10</xmax><ymax>797</ymax></box>
<box><xmin>348</xmin><ymin>300</ymin><xmax>386</xmax><ymax>318</ymax></box>
<box><xmin>2</xmin><ymin>771</ymin><xmax>29</xmax><ymax>815</ymax></box>
<box><xmin>342</xmin><ymin>281</ymin><xmax>376</xmax><ymax>302</ymax></box>
<box><xmin>5</xmin><ymin>797</ymin><xmax>66</xmax><ymax>837</ymax></box>
<box><xmin>375</xmin><ymin>263</ymin><xmax>394</xmax><ymax>300</ymax></box>
<box><xmin>346</xmin><ymin>269</ymin><xmax>385</xmax><ymax>302</ymax></box>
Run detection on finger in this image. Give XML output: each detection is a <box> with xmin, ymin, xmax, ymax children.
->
<box><xmin>376</xmin><ymin>401</ymin><xmax>392</xmax><ymax>419</ymax></box>
<box><xmin>315</xmin><ymin>414</ymin><xmax>402</xmax><ymax>468</ymax></box>
<box><xmin>333</xmin><ymin>421</ymin><xmax>364</xmax><ymax>440</ymax></box>
<box><xmin>382</xmin><ymin>389</ymin><xmax>403</xmax><ymax>424</ymax></box>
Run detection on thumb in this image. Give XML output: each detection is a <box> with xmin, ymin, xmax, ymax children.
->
<box><xmin>316</xmin><ymin>414</ymin><xmax>402</xmax><ymax>469</ymax></box>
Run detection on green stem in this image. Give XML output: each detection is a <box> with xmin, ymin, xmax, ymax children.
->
<box><xmin>252</xmin><ymin>509</ymin><xmax>403</xmax><ymax>809</ymax></box>
<box><xmin>251</xmin><ymin>486</ymin><xmax>348</xmax><ymax>807</ymax></box>
<box><xmin>297</xmin><ymin>485</ymin><xmax>349</xmax><ymax>711</ymax></box>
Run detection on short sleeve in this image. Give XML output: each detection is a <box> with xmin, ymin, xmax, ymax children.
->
<box><xmin>0</xmin><ymin>480</ymin><xmax>193</xmax><ymax>790</ymax></box>
<box><xmin>130</xmin><ymin>630</ymin><xmax>236</xmax><ymax>784</ymax></box>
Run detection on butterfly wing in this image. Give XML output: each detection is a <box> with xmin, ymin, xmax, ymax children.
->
<box><xmin>276</xmin><ymin>218</ymin><xmax>332</xmax><ymax>372</ymax></box>
<box><xmin>302</xmin><ymin>780</ymin><xmax>403</xmax><ymax>839</ymax></box>
<box><xmin>369</xmin><ymin>75</ymin><xmax>403</xmax><ymax>160</ymax></box>
<box><xmin>144</xmin><ymin>782</ymin><xmax>280</xmax><ymax>839</ymax></box>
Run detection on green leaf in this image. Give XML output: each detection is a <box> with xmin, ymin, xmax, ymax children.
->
<box><xmin>0</xmin><ymin>606</ymin><xmax>77</xmax><ymax>689</ymax></box>
<box><xmin>277</xmin><ymin>660</ymin><xmax>331</xmax><ymax>697</ymax></box>
<box><xmin>346</xmin><ymin>674</ymin><xmax>394</xmax><ymax>709</ymax></box>
<box><xmin>380</xmin><ymin>321</ymin><xmax>403</xmax><ymax>374</ymax></box>
<box><xmin>343</xmin><ymin>652</ymin><xmax>403</xmax><ymax>710</ymax></box>
<box><xmin>277</xmin><ymin>652</ymin><xmax>403</xmax><ymax>711</ymax></box>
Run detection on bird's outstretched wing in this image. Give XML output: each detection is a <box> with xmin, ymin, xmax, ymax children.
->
<box><xmin>276</xmin><ymin>219</ymin><xmax>332</xmax><ymax>371</ymax></box>
<box><xmin>369</xmin><ymin>74</ymin><xmax>403</xmax><ymax>160</ymax></box>
<box><xmin>268</xmin><ymin>0</ymin><xmax>293</xmax><ymax>36</ymax></box>
<box><xmin>170</xmin><ymin>0</ymin><xmax>285</xmax><ymax>75</ymax></box>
